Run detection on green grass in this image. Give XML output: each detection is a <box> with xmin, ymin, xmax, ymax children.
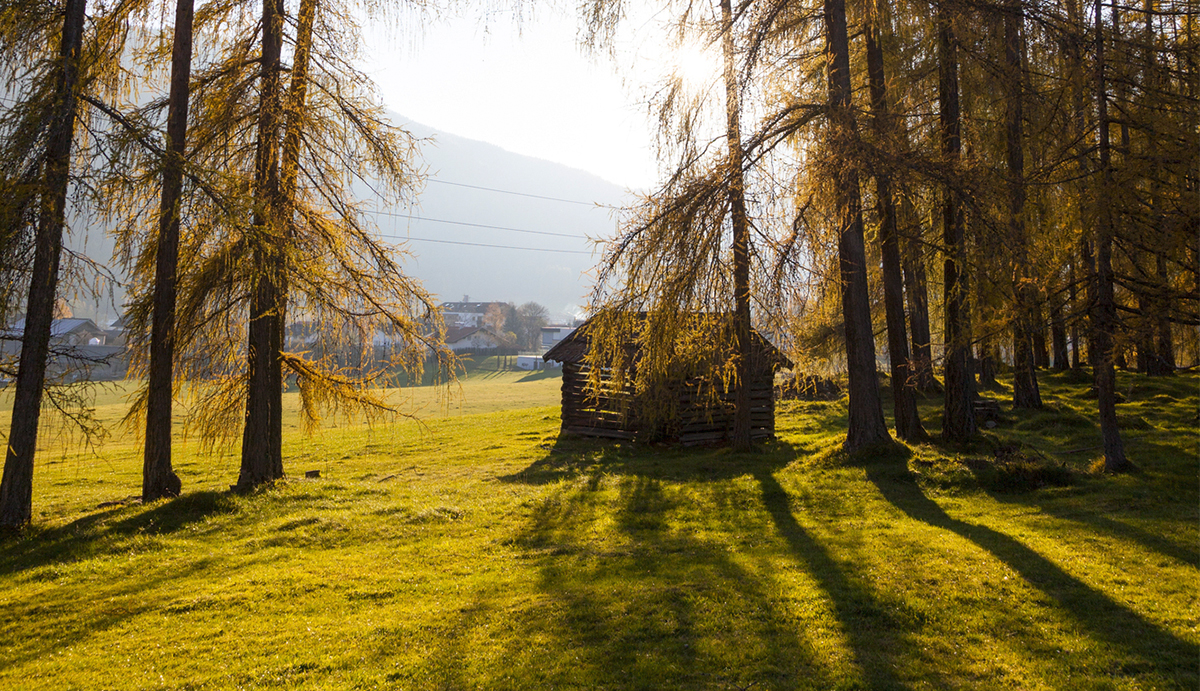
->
<box><xmin>0</xmin><ymin>369</ymin><xmax>1196</xmax><ymax>689</ymax></box>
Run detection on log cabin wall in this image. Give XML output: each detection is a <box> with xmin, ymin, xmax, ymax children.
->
<box><xmin>557</xmin><ymin>362</ymin><xmax>777</xmax><ymax>445</ymax></box>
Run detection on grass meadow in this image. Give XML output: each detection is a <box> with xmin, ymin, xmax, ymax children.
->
<box><xmin>0</xmin><ymin>365</ymin><xmax>1196</xmax><ymax>689</ymax></box>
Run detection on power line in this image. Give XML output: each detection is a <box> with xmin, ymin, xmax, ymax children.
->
<box><xmin>427</xmin><ymin>178</ymin><xmax>620</xmax><ymax>208</ymax></box>
<box><xmin>368</xmin><ymin>209</ymin><xmax>593</xmax><ymax>239</ymax></box>
<box><xmin>377</xmin><ymin>232</ymin><xmax>595</xmax><ymax>255</ymax></box>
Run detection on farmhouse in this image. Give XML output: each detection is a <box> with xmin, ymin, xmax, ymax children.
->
<box><xmin>543</xmin><ymin>316</ymin><xmax>792</xmax><ymax>445</ymax></box>
<box><xmin>7</xmin><ymin>317</ymin><xmax>109</xmax><ymax>346</ymax></box>
<box><xmin>2</xmin><ymin>318</ymin><xmax>127</xmax><ymax>381</ymax></box>
<box><xmin>444</xmin><ymin>325</ymin><xmax>514</xmax><ymax>353</ymax></box>
<box><xmin>440</xmin><ymin>300</ymin><xmax>507</xmax><ymax>328</ymax></box>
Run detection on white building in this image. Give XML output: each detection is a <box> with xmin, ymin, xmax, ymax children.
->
<box><xmin>439</xmin><ymin>301</ymin><xmax>506</xmax><ymax>328</ymax></box>
<box><xmin>444</xmin><ymin>326</ymin><xmax>513</xmax><ymax>353</ymax></box>
<box><xmin>540</xmin><ymin>325</ymin><xmax>577</xmax><ymax>354</ymax></box>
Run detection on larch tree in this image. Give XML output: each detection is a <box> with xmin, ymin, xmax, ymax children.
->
<box><xmin>142</xmin><ymin>0</ymin><xmax>196</xmax><ymax>502</ymax></box>
<box><xmin>103</xmin><ymin>0</ymin><xmax>452</xmax><ymax>486</ymax></box>
<box><xmin>1004</xmin><ymin>0</ymin><xmax>1042</xmax><ymax>409</ymax></box>
<box><xmin>824</xmin><ymin>0</ymin><xmax>892</xmax><ymax>451</ymax></box>
<box><xmin>0</xmin><ymin>0</ymin><xmax>89</xmax><ymax>528</ymax></box>
<box><xmin>937</xmin><ymin>0</ymin><xmax>977</xmax><ymax>442</ymax></box>
<box><xmin>864</xmin><ymin>0</ymin><xmax>926</xmax><ymax>440</ymax></box>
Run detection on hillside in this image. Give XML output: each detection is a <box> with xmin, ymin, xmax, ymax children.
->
<box><xmin>67</xmin><ymin>115</ymin><xmax>633</xmax><ymax>325</ymax></box>
<box><xmin>382</xmin><ymin>114</ymin><xmax>632</xmax><ymax>319</ymax></box>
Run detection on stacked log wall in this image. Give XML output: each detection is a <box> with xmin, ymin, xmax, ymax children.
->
<box><xmin>558</xmin><ymin>362</ymin><xmax>776</xmax><ymax>445</ymax></box>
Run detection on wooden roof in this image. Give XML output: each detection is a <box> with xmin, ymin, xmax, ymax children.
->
<box><xmin>543</xmin><ymin>314</ymin><xmax>792</xmax><ymax>369</ymax></box>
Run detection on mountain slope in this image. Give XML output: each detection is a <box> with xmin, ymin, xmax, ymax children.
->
<box><xmin>70</xmin><ymin>114</ymin><xmax>633</xmax><ymax>325</ymax></box>
<box><xmin>384</xmin><ymin>115</ymin><xmax>632</xmax><ymax>320</ymax></box>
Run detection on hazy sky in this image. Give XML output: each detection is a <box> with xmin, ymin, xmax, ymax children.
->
<box><xmin>362</xmin><ymin>7</ymin><xmax>666</xmax><ymax>191</ymax></box>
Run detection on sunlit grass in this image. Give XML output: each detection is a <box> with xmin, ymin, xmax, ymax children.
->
<box><xmin>0</xmin><ymin>369</ymin><xmax>1195</xmax><ymax>689</ymax></box>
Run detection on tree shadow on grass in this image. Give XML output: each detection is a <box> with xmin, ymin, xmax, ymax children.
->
<box><xmin>753</xmin><ymin>470</ymin><xmax>924</xmax><ymax>690</ymax></box>
<box><xmin>865</xmin><ymin>465</ymin><xmax>1199</xmax><ymax>686</ymax></box>
<box><xmin>1</xmin><ymin>490</ymin><xmax>239</xmax><ymax>571</ymax></box>
<box><xmin>492</xmin><ymin>438</ymin><xmax>932</xmax><ymax>688</ymax></box>
<box><xmin>459</xmin><ymin>471</ymin><xmax>838</xmax><ymax>689</ymax></box>
<box><xmin>0</xmin><ymin>490</ymin><xmax>279</xmax><ymax>672</ymax></box>
<box><xmin>515</xmin><ymin>368</ymin><xmax>562</xmax><ymax>383</ymax></box>
<box><xmin>501</xmin><ymin>434</ymin><xmax>811</xmax><ymax>487</ymax></box>
<box><xmin>983</xmin><ymin>459</ymin><xmax>1200</xmax><ymax>570</ymax></box>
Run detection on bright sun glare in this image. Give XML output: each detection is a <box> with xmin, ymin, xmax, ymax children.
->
<box><xmin>672</xmin><ymin>42</ymin><xmax>720</xmax><ymax>92</ymax></box>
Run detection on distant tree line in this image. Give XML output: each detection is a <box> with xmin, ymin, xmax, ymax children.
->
<box><xmin>483</xmin><ymin>301</ymin><xmax>550</xmax><ymax>352</ymax></box>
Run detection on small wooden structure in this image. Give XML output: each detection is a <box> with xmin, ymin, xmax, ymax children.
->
<box><xmin>543</xmin><ymin>316</ymin><xmax>792</xmax><ymax>445</ymax></box>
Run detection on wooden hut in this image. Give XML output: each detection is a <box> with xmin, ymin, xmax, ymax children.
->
<box><xmin>543</xmin><ymin>316</ymin><xmax>792</xmax><ymax>445</ymax></box>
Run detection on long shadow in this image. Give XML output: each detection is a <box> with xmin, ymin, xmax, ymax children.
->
<box><xmin>986</xmin><ymin>490</ymin><xmax>1200</xmax><ymax>569</ymax></box>
<box><xmin>394</xmin><ymin>465</ymin><xmax>834</xmax><ymax>688</ymax></box>
<box><xmin>502</xmin><ymin>471</ymin><xmax>834</xmax><ymax>688</ymax></box>
<box><xmin>0</xmin><ymin>551</ymin><xmax>232</xmax><ymax>670</ymax></box>
<box><xmin>515</xmin><ymin>368</ymin><xmax>562</xmax><ymax>383</ymax></box>
<box><xmin>500</xmin><ymin>434</ymin><xmax>933</xmax><ymax>687</ymax></box>
<box><xmin>2</xmin><ymin>490</ymin><xmax>238</xmax><ymax>571</ymax></box>
<box><xmin>501</xmin><ymin>433</ymin><xmax>805</xmax><ymax>487</ymax></box>
<box><xmin>866</xmin><ymin>466</ymin><xmax>1199</xmax><ymax>685</ymax></box>
<box><xmin>0</xmin><ymin>490</ymin><xmax>275</xmax><ymax>672</ymax></box>
<box><xmin>754</xmin><ymin>471</ymin><xmax>921</xmax><ymax>691</ymax></box>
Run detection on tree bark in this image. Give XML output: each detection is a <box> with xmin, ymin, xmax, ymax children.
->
<box><xmin>239</xmin><ymin>0</ymin><xmax>286</xmax><ymax>489</ymax></box>
<box><xmin>143</xmin><ymin>0</ymin><xmax>194</xmax><ymax>502</ymax></box>
<box><xmin>0</xmin><ymin>0</ymin><xmax>87</xmax><ymax>529</ymax></box>
<box><xmin>1069</xmin><ymin>259</ymin><xmax>1081</xmax><ymax>369</ymax></box>
<box><xmin>1032</xmin><ymin>305</ymin><xmax>1050</xmax><ymax>369</ymax></box>
<box><xmin>1065</xmin><ymin>0</ymin><xmax>1092</xmax><ymax>371</ymax></box>
<box><xmin>1092</xmin><ymin>0</ymin><xmax>1131</xmax><ymax>472</ymax></box>
<box><xmin>899</xmin><ymin>202</ymin><xmax>940</xmax><ymax>392</ymax></box>
<box><xmin>1004</xmin><ymin>0</ymin><xmax>1042</xmax><ymax>409</ymax></box>
<box><xmin>938</xmin><ymin>1</ymin><xmax>976</xmax><ymax>441</ymax></box>
<box><xmin>978</xmin><ymin>337</ymin><xmax>999</xmax><ymax>389</ymax></box>
<box><xmin>1152</xmin><ymin>253</ymin><xmax>1175</xmax><ymax>373</ymax></box>
<box><xmin>1050</xmin><ymin>292</ymin><xmax>1070</xmax><ymax>370</ymax></box>
<box><xmin>720</xmin><ymin>0</ymin><xmax>754</xmax><ymax>452</ymax></box>
<box><xmin>865</xmin><ymin>0</ymin><xmax>925</xmax><ymax>440</ymax></box>
<box><xmin>825</xmin><ymin>0</ymin><xmax>891</xmax><ymax>452</ymax></box>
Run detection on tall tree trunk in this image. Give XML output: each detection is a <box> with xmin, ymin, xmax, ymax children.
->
<box><xmin>1066</xmin><ymin>0</ymin><xmax>1094</xmax><ymax>371</ymax></box>
<box><xmin>978</xmin><ymin>336</ymin><xmax>999</xmax><ymax>389</ymax></box>
<box><xmin>900</xmin><ymin>200</ymin><xmax>940</xmax><ymax>392</ymax></box>
<box><xmin>719</xmin><ymin>0</ymin><xmax>754</xmax><ymax>452</ymax></box>
<box><xmin>866</xmin><ymin>0</ymin><xmax>925</xmax><ymax>440</ymax></box>
<box><xmin>1050</xmin><ymin>292</ymin><xmax>1070</xmax><ymax>370</ymax></box>
<box><xmin>1140</xmin><ymin>3</ymin><xmax>1175</xmax><ymax>376</ymax></box>
<box><xmin>1153</xmin><ymin>253</ymin><xmax>1175</xmax><ymax>372</ymax></box>
<box><xmin>0</xmin><ymin>0</ymin><xmax>87</xmax><ymax>529</ymax></box>
<box><xmin>939</xmin><ymin>1</ymin><xmax>976</xmax><ymax>441</ymax></box>
<box><xmin>1032</xmin><ymin>305</ymin><xmax>1050</xmax><ymax>368</ymax></box>
<box><xmin>1092</xmin><ymin>0</ymin><xmax>1131</xmax><ymax>472</ymax></box>
<box><xmin>1081</xmin><ymin>238</ymin><xmax>1097</xmax><ymax>368</ymax></box>
<box><xmin>143</xmin><ymin>0</ymin><xmax>194</xmax><ymax>502</ymax></box>
<box><xmin>238</xmin><ymin>0</ymin><xmax>286</xmax><ymax>489</ymax></box>
<box><xmin>1005</xmin><ymin>0</ymin><xmax>1041</xmax><ymax>408</ymax></box>
<box><xmin>1069</xmin><ymin>259</ymin><xmax>1081</xmax><ymax>369</ymax></box>
<box><xmin>267</xmin><ymin>0</ymin><xmax>317</xmax><ymax>466</ymax></box>
<box><xmin>825</xmin><ymin>0</ymin><xmax>890</xmax><ymax>452</ymax></box>
<box><xmin>1135</xmin><ymin>286</ymin><xmax>1153</xmax><ymax>373</ymax></box>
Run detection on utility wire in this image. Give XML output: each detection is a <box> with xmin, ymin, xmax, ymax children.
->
<box><xmin>427</xmin><ymin>178</ymin><xmax>620</xmax><ymax>208</ymax></box>
<box><xmin>377</xmin><ymin>232</ymin><xmax>595</xmax><ymax>255</ymax></box>
<box><xmin>368</xmin><ymin>209</ymin><xmax>594</xmax><ymax>239</ymax></box>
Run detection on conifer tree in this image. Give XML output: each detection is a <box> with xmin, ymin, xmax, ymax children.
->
<box><xmin>0</xmin><ymin>0</ymin><xmax>88</xmax><ymax>528</ymax></box>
